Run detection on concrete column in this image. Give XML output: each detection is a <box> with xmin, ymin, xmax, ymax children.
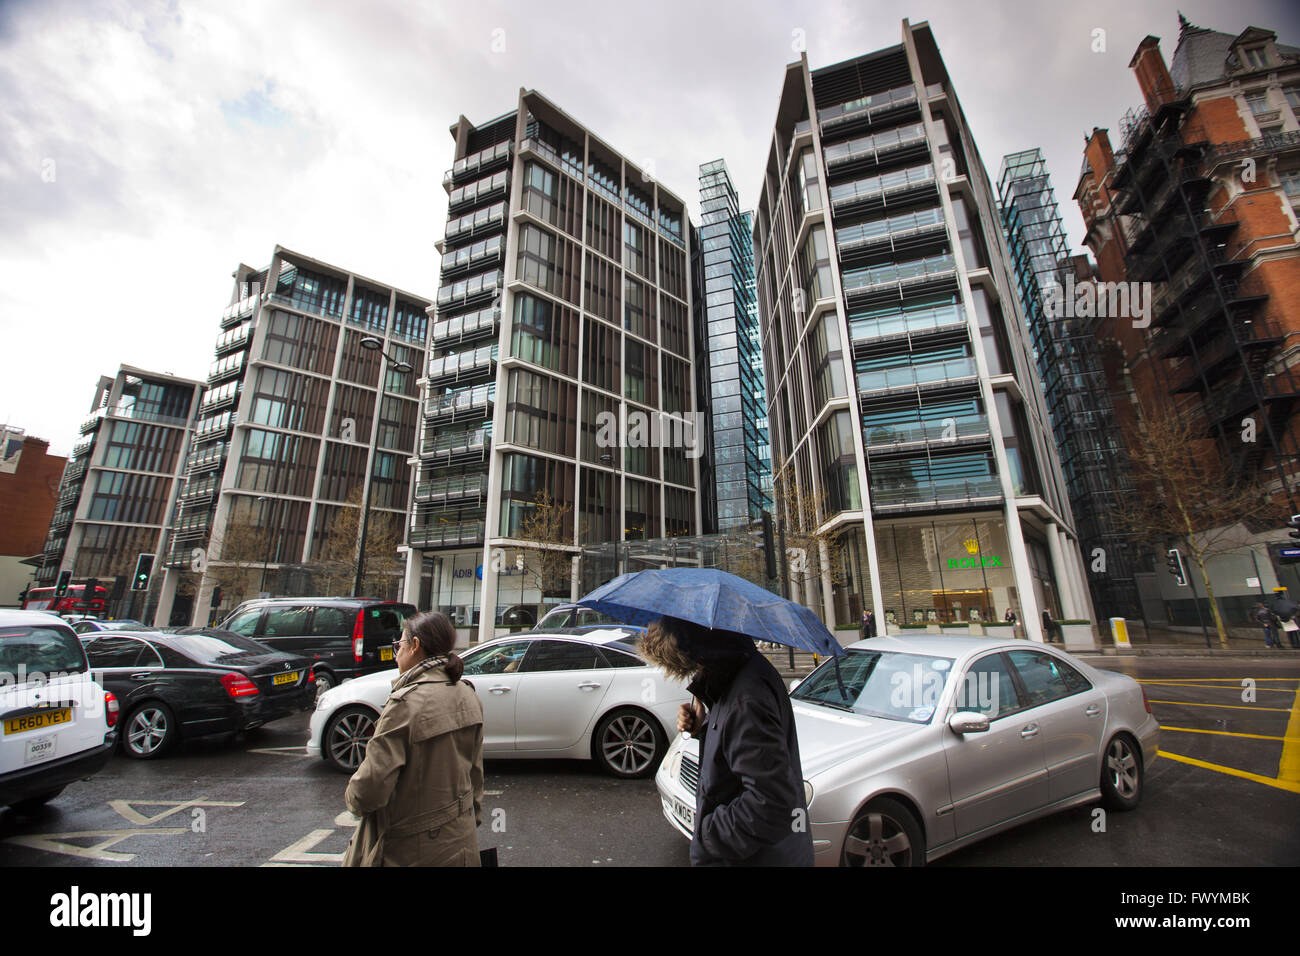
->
<box><xmin>818</xmin><ymin>537</ymin><xmax>837</xmax><ymax>629</ymax></box>
<box><xmin>400</xmin><ymin>546</ymin><xmax>421</xmax><ymax>607</ymax></box>
<box><xmin>1045</xmin><ymin>521</ymin><xmax>1078</xmax><ymax>619</ymax></box>
<box><xmin>154</xmin><ymin>570</ymin><xmax>178</xmax><ymax>627</ymax></box>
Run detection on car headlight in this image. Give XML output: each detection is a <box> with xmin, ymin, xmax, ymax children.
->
<box><xmin>667</xmin><ymin>749</ymin><xmax>682</xmax><ymax>781</ymax></box>
<box><xmin>803</xmin><ymin>780</ymin><xmax>814</xmax><ymax>807</ymax></box>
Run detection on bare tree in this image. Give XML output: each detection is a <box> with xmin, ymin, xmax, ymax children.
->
<box><xmin>1114</xmin><ymin>398</ymin><xmax>1288</xmax><ymax>647</ymax></box>
<box><xmin>514</xmin><ymin>489</ymin><xmax>579</xmax><ymax>601</ymax></box>
<box><xmin>208</xmin><ymin>517</ymin><xmax>272</xmax><ymax>608</ymax></box>
<box><xmin>310</xmin><ymin>487</ymin><xmax>405</xmax><ymax>599</ymax></box>
<box><xmin>770</xmin><ymin>462</ymin><xmax>849</xmax><ymax>613</ymax></box>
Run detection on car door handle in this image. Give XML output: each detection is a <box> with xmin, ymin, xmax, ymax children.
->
<box><xmin>578</xmin><ymin>682</ymin><xmax>602</xmax><ymax>690</ymax></box>
<box><xmin>1085</xmin><ymin>704</ymin><xmax>1101</xmax><ymax>717</ymax></box>
<box><xmin>488</xmin><ymin>686</ymin><xmax>512</xmax><ymax>695</ymax></box>
<box><xmin>129</xmin><ymin>673</ymin><xmax>153</xmax><ymax>680</ymax></box>
<box><xmin>1020</xmin><ymin>723</ymin><xmax>1039</xmax><ymax>738</ymax></box>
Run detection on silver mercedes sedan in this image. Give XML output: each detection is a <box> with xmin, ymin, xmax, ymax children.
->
<box><xmin>655</xmin><ymin>635</ymin><xmax>1159</xmax><ymax>866</ymax></box>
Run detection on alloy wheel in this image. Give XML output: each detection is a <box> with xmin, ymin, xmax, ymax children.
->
<box><xmin>126</xmin><ymin>707</ymin><xmax>169</xmax><ymax>756</ymax></box>
<box><xmin>329</xmin><ymin>711</ymin><xmax>376</xmax><ymax>772</ymax></box>
<box><xmin>844</xmin><ymin>812</ymin><xmax>912</xmax><ymax>866</ymax></box>
<box><xmin>1107</xmin><ymin>737</ymin><xmax>1139</xmax><ymax>798</ymax></box>
<box><xmin>601</xmin><ymin>714</ymin><xmax>658</xmax><ymax>775</ymax></box>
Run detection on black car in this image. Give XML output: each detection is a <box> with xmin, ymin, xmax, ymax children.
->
<box><xmin>83</xmin><ymin>627</ymin><xmax>315</xmax><ymax>759</ymax></box>
<box><xmin>219</xmin><ymin>598</ymin><xmax>417</xmax><ymax>693</ymax></box>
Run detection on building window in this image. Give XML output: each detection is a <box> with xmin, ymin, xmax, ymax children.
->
<box><xmin>1245</xmin><ymin>91</ymin><xmax>1271</xmax><ymax>115</ymax></box>
<box><xmin>1244</xmin><ymin>47</ymin><xmax>1268</xmax><ymax>69</ymax></box>
<box><xmin>1280</xmin><ymin>169</ymin><xmax>1300</xmax><ymax>198</ymax></box>
<box><xmin>1285</xmin><ymin>86</ymin><xmax>1300</xmax><ymax>111</ymax></box>
<box><xmin>523</xmin><ymin>161</ymin><xmax>559</xmax><ymax>224</ymax></box>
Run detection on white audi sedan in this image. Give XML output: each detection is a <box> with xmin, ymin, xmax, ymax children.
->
<box><xmin>308</xmin><ymin>627</ymin><xmax>691</xmax><ymax>778</ymax></box>
<box><xmin>656</xmin><ymin>635</ymin><xmax>1159</xmax><ymax>866</ymax></box>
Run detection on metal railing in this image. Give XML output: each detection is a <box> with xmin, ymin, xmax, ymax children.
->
<box><xmin>430</xmin><ymin>306</ymin><xmax>499</xmax><ymax>347</ymax></box>
<box><xmin>870</xmin><ymin>476</ymin><xmax>1003</xmax><ymax>510</ymax></box>
<box><xmin>856</xmin><ymin>356</ymin><xmax>978</xmax><ymax>394</ymax></box>
<box><xmin>829</xmin><ymin>163</ymin><xmax>936</xmax><ymax>210</ymax></box>
<box><xmin>842</xmin><ymin>253</ymin><xmax>957</xmax><ymax>297</ymax></box>
<box><xmin>445</xmin><ymin>141</ymin><xmax>512</xmax><ymax>186</ymax></box>
<box><xmin>426</xmin><ymin>344</ymin><xmax>498</xmax><ymax>383</ymax></box>
<box><xmin>425</xmin><ymin>383</ymin><xmax>495</xmax><ymax>420</ymax></box>
<box><xmin>849</xmin><ymin>303</ymin><xmax>967</xmax><ymax>343</ymax></box>
<box><xmin>817</xmin><ymin>84</ymin><xmax>918</xmax><ymax>131</ymax></box>
<box><xmin>836</xmin><ymin>206</ymin><xmax>947</xmax><ymax>256</ymax></box>
<box><xmin>415</xmin><ymin>474</ymin><xmax>489</xmax><ymax>503</ymax></box>
<box><xmin>822</xmin><ymin>123</ymin><xmax>927</xmax><ymax>169</ymax></box>
<box><xmin>864</xmin><ymin>414</ymin><xmax>991</xmax><ymax>449</ymax></box>
<box><xmin>409</xmin><ymin>520</ymin><xmax>486</xmax><ymax>548</ymax></box>
<box><xmin>421</xmin><ymin>427</ymin><xmax>490</xmax><ymax>457</ymax></box>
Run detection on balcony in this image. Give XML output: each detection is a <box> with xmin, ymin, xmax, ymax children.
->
<box><xmin>193</xmin><ymin>411</ymin><xmax>233</xmax><ymax>441</ymax></box>
<box><xmin>415</xmin><ymin>473</ymin><xmax>489</xmax><ymax>506</ymax></box>
<box><xmin>426</xmin><ymin>344</ymin><xmax>498</xmax><ymax>388</ymax></box>
<box><xmin>447</xmin><ymin>170</ymin><xmax>510</xmax><ymax>213</ymax></box>
<box><xmin>421</xmin><ymin>427</ymin><xmax>490</xmax><ymax>465</ymax></box>
<box><xmin>519</xmin><ymin>137</ymin><xmax>583</xmax><ymax>180</ymax></box>
<box><xmin>822</xmin><ymin>123</ymin><xmax>928</xmax><ymax>173</ymax></box>
<box><xmin>1171</xmin><ymin>325</ymin><xmax>1282</xmax><ymax>395</ymax></box>
<box><xmin>864</xmin><ymin>415</ymin><xmax>992</xmax><ymax>454</ymax></box>
<box><xmin>186</xmin><ymin>441</ymin><xmax>226</xmax><ymax>473</ymax></box>
<box><xmin>179</xmin><ymin>473</ymin><xmax>220</xmax><ymax>504</ymax></box>
<box><xmin>199</xmin><ymin>382</ymin><xmax>240</xmax><ymax>414</ymax></box>
<box><xmin>172</xmin><ymin>510</ymin><xmax>212</xmax><ymax>537</ymax></box>
<box><xmin>207</xmin><ymin>351</ymin><xmax>245</xmax><ymax>385</ymax></box>
<box><xmin>444</xmin><ymin>140</ymin><xmax>513</xmax><ymax>188</ymax></box>
<box><xmin>214</xmin><ymin>323</ymin><xmax>252</xmax><ymax>355</ymax></box>
<box><xmin>442</xmin><ymin>202</ymin><xmax>507</xmax><ymax>248</ymax></box>
<box><xmin>1204</xmin><ymin>129</ymin><xmax>1300</xmax><ymax>168</ymax></box>
<box><xmin>870</xmin><ymin>476</ymin><xmax>1003</xmax><ymax>513</ymax></box>
<box><xmin>836</xmin><ymin>206</ymin><xmax>948</xmax><ymax>259</ymax></box>
<box><xmin>856</xmin><ymin>356</ymin><xmax>979</xmax><ymax>396</ymax></box>
<box><xmin>841</xmin><ymin>253</ymin><xmax>958</xmax><ymax>301</ymax></box>
<box><xmin>849</xmin><ymin>303</ymin><xmax>968</xmax><ymax>348</ymax></box>
<box><xmin>63</xmin><ymin>459</ymin><xmax>87</xmax><ymax>482</ymax></box>
<box><xmin>408</xmin><ymin>519</ymin><xmax>486</xmax><ymax>549</ymax></box>
<box><xmin>439</xmin><ymin>235</ymin><xmax>504</xmax><ymax>278</ymax></box>
<box><xmin>817</xmin><ymin>84</ymin><xmax>919</xmax><ymax>134</ymax></box>
<box><xmin>48</xmin><ymin>509</ymin><xmax>73</xmax><ymax>532</ymax></box>
<box><xmin>265</xmin><ymin>291</ymin><xmax>342</xmax><ymax>321</ymax></box>
<box><xmin>828</xmin><ymin>164</ymin><xmax>937</xmax><ymax>215</ymax></box>
<box><xmin>220</xmin><ymin>292</ymin><xmax>259</xmax><ymax>328</ymax></box>
<box><xmin>425</xmin><ymin>383</ymin><xmax>495</xmax><ymax>423</ymax></box>
<box><xmin>430</xmin><ymin>306</ymin><xmax>500</xmax><ymax>349</ymax></box>
<box><xmin>79</xmin><ymin>409</ymin><xmax>104</xmax><ymax>434</ymax></box>
<box><xmin>70</xmin><ymin>437</ymin><xmax>93</xmax><ymax>460</ymax></box>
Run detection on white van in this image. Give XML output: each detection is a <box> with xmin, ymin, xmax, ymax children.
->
<box><xmin>0</xmin><ymin>610</ymin><xmax>118</xmax><ymax>811</ymax></box>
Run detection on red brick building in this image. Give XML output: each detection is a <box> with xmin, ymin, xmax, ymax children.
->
<box><xmin>0</xmin><ymin>429</ymin><xmax>67</xmax><ymax>605</ymax></box>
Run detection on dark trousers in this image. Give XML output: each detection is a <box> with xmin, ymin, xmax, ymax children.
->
<box><xmin>1263</xmin><ymin>625</ymin><xmax>1281</xmax><ymax>648</ymax></box>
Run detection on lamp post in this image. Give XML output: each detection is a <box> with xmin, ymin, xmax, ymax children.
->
<box><xmin>257</xmin><ymin>495</ymin><xmax>273</xmax><ymax>595</ymax></box>
<box><xmin>355</xmin><ymin>336</ymin><xmax>413</xmax><ymax>597</ymax></box>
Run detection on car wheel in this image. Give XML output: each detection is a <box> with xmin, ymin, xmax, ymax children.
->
<box><xmin>325</xmin><ymin>706</ymin><xmax>378</xmax><ymax>774</ymax></box>
<box><xmin>1100</xmin><ymin>733</ymin><xmax>1143</xmax><ymax>811</ymax></box>
<box><xmin>313</xmin><ymin>670</ymin><xmax>337</xmax><ymax>697</ymax></box>
<box><xmin>8</xmin><ymin>787</ymin><xmax>65</xmax><ymax>813</ymax></box>
<box><xmin>122</xmin><ymin>702</ymin><xmax>177</xmax><ymax>759</ymax></box>
<box><xmin>593</xmin><ymin>708</ymin><xmax>666</xmax><ymax>779</ymax></box>
<box><xmin>842</xmin><ymin>797</ymin><xmax>925</xmax><ymax>867</ymax></box>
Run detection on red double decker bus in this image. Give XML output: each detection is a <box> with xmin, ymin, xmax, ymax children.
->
<box><xmin>21</xmin><ymin>583</ymin><xmax>109</xmax><ymax>616</ymax></box>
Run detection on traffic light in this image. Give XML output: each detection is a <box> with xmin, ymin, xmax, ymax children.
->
<box><xmin>83</xmin><ymin>577</ymin><xmax>99</xmax><ymax>609</ymax></box>
<box><xmin>55</xmin><ymin>569</ymin><xmax>72</xmax><ymax>597</ymax></box>
<box><xmin>761</xmin><ymin>511</ymin><xmax>777</xmax><ymax>580</ymax></box>
<box><xmin>132</xmin><ymin>553</ymin><xmax>155</xmax><ymax>591</ymax></box>
<box><xmin>1166</xmin><ymin>548</ymin><xmax>1188</xmax><ymax>587</ymax></box>
<box><xmin>210</xmin><ymin>586</ymin><xmax>224</xmax><ymax>608</ymax></box>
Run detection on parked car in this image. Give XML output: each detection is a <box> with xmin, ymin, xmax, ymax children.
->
<box><xmin>71</xmin><ymin>619</ymin><xmax>153</xmax><ymax>635</ymax></box>
<box><xmin>84</xmin><ymin>627</ymin><xmax>315</xmax><ymax>759</ymax></box>
<box><xmin>219</xmin><ymin>597</ymin><xmax>418</xmax><ymax>694</ymax></box>
<box><xmin>532</xmin><ymin>604</ymin><xmax>622</xmax><ymax>632</ymax></box>
<box><xmin>308</xmin><ymin>626</ymin><xmax>690</xmax><ymax>778</ymax></box>
<box><xmin>655</xmin><ymin>635</ymin><xmax>1159</xmax><ymax>866</ymax></box>
<box><xmin>0</xmin><ymin>610</ymin><xmax>118</xmax><ymax>811</ymax></box>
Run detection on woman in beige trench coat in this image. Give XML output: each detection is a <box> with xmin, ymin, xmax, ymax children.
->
<box><xmin>342</xmin><ymin>611</ymin><xmax>485</xmax><ymax>867</ymax></box>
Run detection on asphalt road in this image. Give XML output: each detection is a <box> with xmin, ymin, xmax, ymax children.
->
<box><xmin>1</xmin><ymin>656</ymin><xmax>1295</xmax><ymax>867</ymax></box>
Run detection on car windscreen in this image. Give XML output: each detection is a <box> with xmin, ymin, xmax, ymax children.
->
<box><xmin>101</xmin><ymin>620</ymin><xmax>152</xmax><ymax>631</ymax></box>
<box><xmin>533</xmin><ymin>608</ymin><xmax>573</xmax><ymax>631</ymax></box>
<box><xmin>364</xmin><ymin>605</ymin><xmax>418</xmax><ymax>640</ymax></box>
<box><xmin>0</xmin><ymin>625</ymin><xmax>89</xmax><ymax>677</ymax></box>
<box><xmin>163</xmin><ymin>633</ymin><xmax>275</xmax><ymax>664</ymax></box>
<box><xmin>790</xmin><ymin>649</ymin><xmax>955</xmax><ymax>723</ymax></box>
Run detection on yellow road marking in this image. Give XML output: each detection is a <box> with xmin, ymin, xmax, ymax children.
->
<box><xmin>1139</xmin><ymin>681</ymin><xmax>1297</xmax><ymax>694</ymax></box>
<box><xmin>1158</xmin><ymin>750</ymin><xmax>1300</xmax><ymax>795</ymax></box>
<box><xmin>1278</xmin><ymin>685</ymin><xmax>1300</xmax><ymax>784</ymax></box>
<box><xmin>1147</xmin><ymin>699</ymin><xmax>1291</xmax><ymax>712</ymax></box>
<box><xmin>1137</xmin><ymin>678</ymin><xmax>1300</xmax><ymax>683</ymax></box>
<box><xmin>1161</xmin><ymin>726</ymin><xmax>1285</xmax><ymax>741</ymax></box>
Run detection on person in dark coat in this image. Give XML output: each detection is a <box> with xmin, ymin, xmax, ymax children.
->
<box><xmin>1254</xmin><ymin>602</ymin><xmax>1282</xmax><ymax>649</ymax></box>
<box><xmin>1274</xmin><ymin>596</ymin><xmax>1300</xmax><ymax>649</ymax></box>
<box><xmin>1041</xmin><ymin>609</ymin><xmax>1057</xmax><ymax>643</ymax></box>
<box><xmin>865</xmin><ymin>610</ymin><xmax>876</xmax><ymax>638</ymax></box>
<box><xmin>640</xmin><ymin>616</ymin><xmax>813</xmax><ymax>867</ymax></box>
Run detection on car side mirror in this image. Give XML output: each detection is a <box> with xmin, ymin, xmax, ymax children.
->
<box><xmin>949</xmin><ymin>711</ymin><xmax>990</xmax><ymax>735</ymax></box>
<box><xmin>788</xmin><ymin>678</ymin><xmax>803</xmax><ymax>692</ymax></box>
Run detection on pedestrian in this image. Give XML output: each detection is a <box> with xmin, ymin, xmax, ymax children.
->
<box><xmin>639</xmin><ymin>616</ymin><xmax>813</xmax><ymax>866</ymax></box>
<box><xmin>1041</xmin><ymin>609</ymin><xmax>1057</xmax><ymax>643</ymax></box>
<box><xmin>1254</xmin><ymin>601</ymin><xmax>1282</xmax><ymax>649</ymax></box>
<box><xmin>1004</xmin><ymin>608</ymin><xmax>1017</xmax><ymax>625</ymax></box>
<box><xmin>866</xmin><ymin>609</ymin><xmax>877</xmax><ymax>638</ymax></box>
<box><xmin>342</xmin><ymin>611</ymin><xmax>485</xmax><ymax>867</ymax></box>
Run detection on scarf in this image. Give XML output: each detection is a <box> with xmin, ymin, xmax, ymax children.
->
<box><xmin>390</xmin><ymin>654</ymin><xmax>449</xmax><ymax>692</ymax></box>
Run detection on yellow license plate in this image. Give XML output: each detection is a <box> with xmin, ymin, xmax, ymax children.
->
<box><xmin>380</xmin><ymin>647</ymin><xmax>393</xmax><ymax>661</ymax></box>
<box><xmin>273</xmin><ymin>673</ymin><xmax>299</xmax><ymax>686</ymax></box>
<box><xmin>4</xmin><ymin>708</ymin><xmax>72</xmax><ymax>735</ymax></box>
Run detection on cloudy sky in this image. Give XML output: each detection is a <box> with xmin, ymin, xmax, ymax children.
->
<box><xmin>2</xmin><ymin>0</ymin><xmax>1296</xmax><ymax>455</ymax></box>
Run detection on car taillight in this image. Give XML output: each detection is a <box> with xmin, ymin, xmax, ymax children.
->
<box><xmin>105</xmin><ymin>692</ymin><xmax>119</xmax><ymax>728</ymax></box>
<box><xmin>1141</xmin><ymin>686</ymin><xmax>1152</xmax><ymax>714</ymax></box>
<box><xmin>220</xmin><ymin>673</ymin><xmax>260</xmax><ymax>698</ymax></box>
<box><xmin>353</xmin><ymin>610</ymin><xmax>366</xmax><ymax>663</ymax></box>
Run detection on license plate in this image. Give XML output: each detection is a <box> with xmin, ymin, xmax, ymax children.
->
<box><xmin>25</xmin><ymin>734</ymin><xmax>56</xmax><ymax>764</ymax></box>
<box><xmin>4</xmin><ymin>708</ymin><xmax>72</xmax><ymax>736</ymax></box>
<box><xmin>273</xmin><ymin>672</ymin><xmax>299</xmax><ymax>686</ymax></box>
<box><xmin>669</xmin><ymin>795</ymin><xmax>695</xmax><ymax>830</ymax></box>
<box><xmin>380</xmin><ymin>647</ymin><xmax>393</xmax><ymax>661</ymax></box>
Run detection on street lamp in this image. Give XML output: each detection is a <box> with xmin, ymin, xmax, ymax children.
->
<box><xmin>257</xmin><ymin>495</ymin><xmax>273</xmax><ymax>595</ymax></box>
<box><xmin>355</xmin><ymin>336</ymin><xmax>413</xmax><ymax>597</ymax></box>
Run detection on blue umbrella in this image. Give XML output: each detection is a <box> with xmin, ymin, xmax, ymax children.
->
<box><xmin>577</xmin><ymin>568</ymin><xmax>845</xmax><ymax>658</ymax></box>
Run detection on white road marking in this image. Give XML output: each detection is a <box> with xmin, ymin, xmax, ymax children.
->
<box><xmin>3</xmin><ymin>829</ymin><xmax>187</xmax><ymax>862</ymax></box>
<box><xmin>247</xmin><ymin>746</ymin><xmax>310</xmax><ymax>757</ymax></box>
<box><xmin>108</xmin><ymin>798</ymin><xmax>244</xmax><ymax>825</ymax></box>
<box><xmin>266</xmin><ymin>828</ymin><xmax>346</xmax><ymax>865</ymax></box>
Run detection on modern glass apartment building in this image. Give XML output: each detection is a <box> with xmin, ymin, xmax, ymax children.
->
<box><xmin>407</xmin><ymin>91</ymin><xmax>700</xmax><ymax>642</ymax></box>
<box><xmin>998</xmin><ymin>149</ymin><xmax>1141</xmax><ymax>622</ymax></box>
<box><xmin>38</xmin><ymin>366</ymin><xmax>202</xmax><ymax>621</ymax></box>
<box><xmin>161</xmin><ymin>247</ymin><xmax>429</xmax><ymax>623</ymax></box>
<box><xmin>692</xmin><ymin>159</ymin><xmax>771</xmax><ymax>533</ymax></box>
<box><xmin>753</xmin><ymin>20</ymin><xmax>1093</xmax><ymax>641</ymax></box>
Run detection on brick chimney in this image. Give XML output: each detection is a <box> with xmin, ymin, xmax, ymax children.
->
<box><xmin>1129</xmin><ymin>35</ymin><xmax>1177</xmax><ymax>113</ymax></box>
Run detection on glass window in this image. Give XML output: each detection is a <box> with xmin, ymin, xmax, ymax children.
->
<box><xmin>521</xmin><ymin>639</ymin><xmax>602</xmax><ymax>672</ymax></box>
<box><xmin>0</xmin><ymin>625</ymin><xmax>87</xmax><ymax>675</ymax></box>
<box><xmin>596</xmin><ymin>646</ymin><xmax>645</xmax><ymax>668</ymax></box>
<box><xmin>309</xmin><ymin>607</ymin><xmax>354</xmax><ymax>637</ymax></box>
<box><xmin>85</xmin><ymin>637</ymin><xmax>150</xmax><ymax>669</ymax></box>
<box><xmin>223</xmin><ymin>609</ymin><xmax>263</xmax><ymax>637</ymax></box>
<box><xmin>462</xmin><ymin>640</ymin><xmax>532</xmax><ymax>675</ymax></box>
<box><xmin>261</xmin><ymin>606</ymin><xmax>312</xmax><ymax>638</ymax></box>
<box><xmin>954</xmin><ymin>653</ymin><xmax>1021</xmax><ymax>719</ymax></box>
<box><xmin>1007</xmin><ymin>649</ymin><xmax>1086</xmax><ymax>707</ymax></box>
<box><xmin>790</xmin><ymin>650</ymin><xmax>953</xmax><ymax>723</ymax></box>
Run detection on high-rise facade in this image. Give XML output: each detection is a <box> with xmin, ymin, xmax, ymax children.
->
<box><xmin>753</xmin><ymin>20</ymin><xmax>1093</xmax><ymax>641</ymax></box>
<box><xmin>161</xmin><ymin>247</ymin><xmax>429</xmax><ymax>624</ymax></box>
<box><xmin>997</xmin><ymin>149</ymin><xmax>1141</xmax><ymax>621</ymax></box>
<box><xmin>407</xmin><ymin>91</ymin><xmax>700</xmax><ymax>641</ymax></box>
<box><xmin>692</xmin><ymin>159</ymin><xmax>771</xmax><ymax>533</ymax></box>
<box><xmin>38</xmin><ymin>367</ymin><xmax>202</xmax><ymax>621</ymax></box>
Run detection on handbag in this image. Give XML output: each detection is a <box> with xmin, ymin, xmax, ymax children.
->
<box><xmin>480</xmin><ymin>847</ymin><xmax>499</xmax><ymax>867</ymax></box>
